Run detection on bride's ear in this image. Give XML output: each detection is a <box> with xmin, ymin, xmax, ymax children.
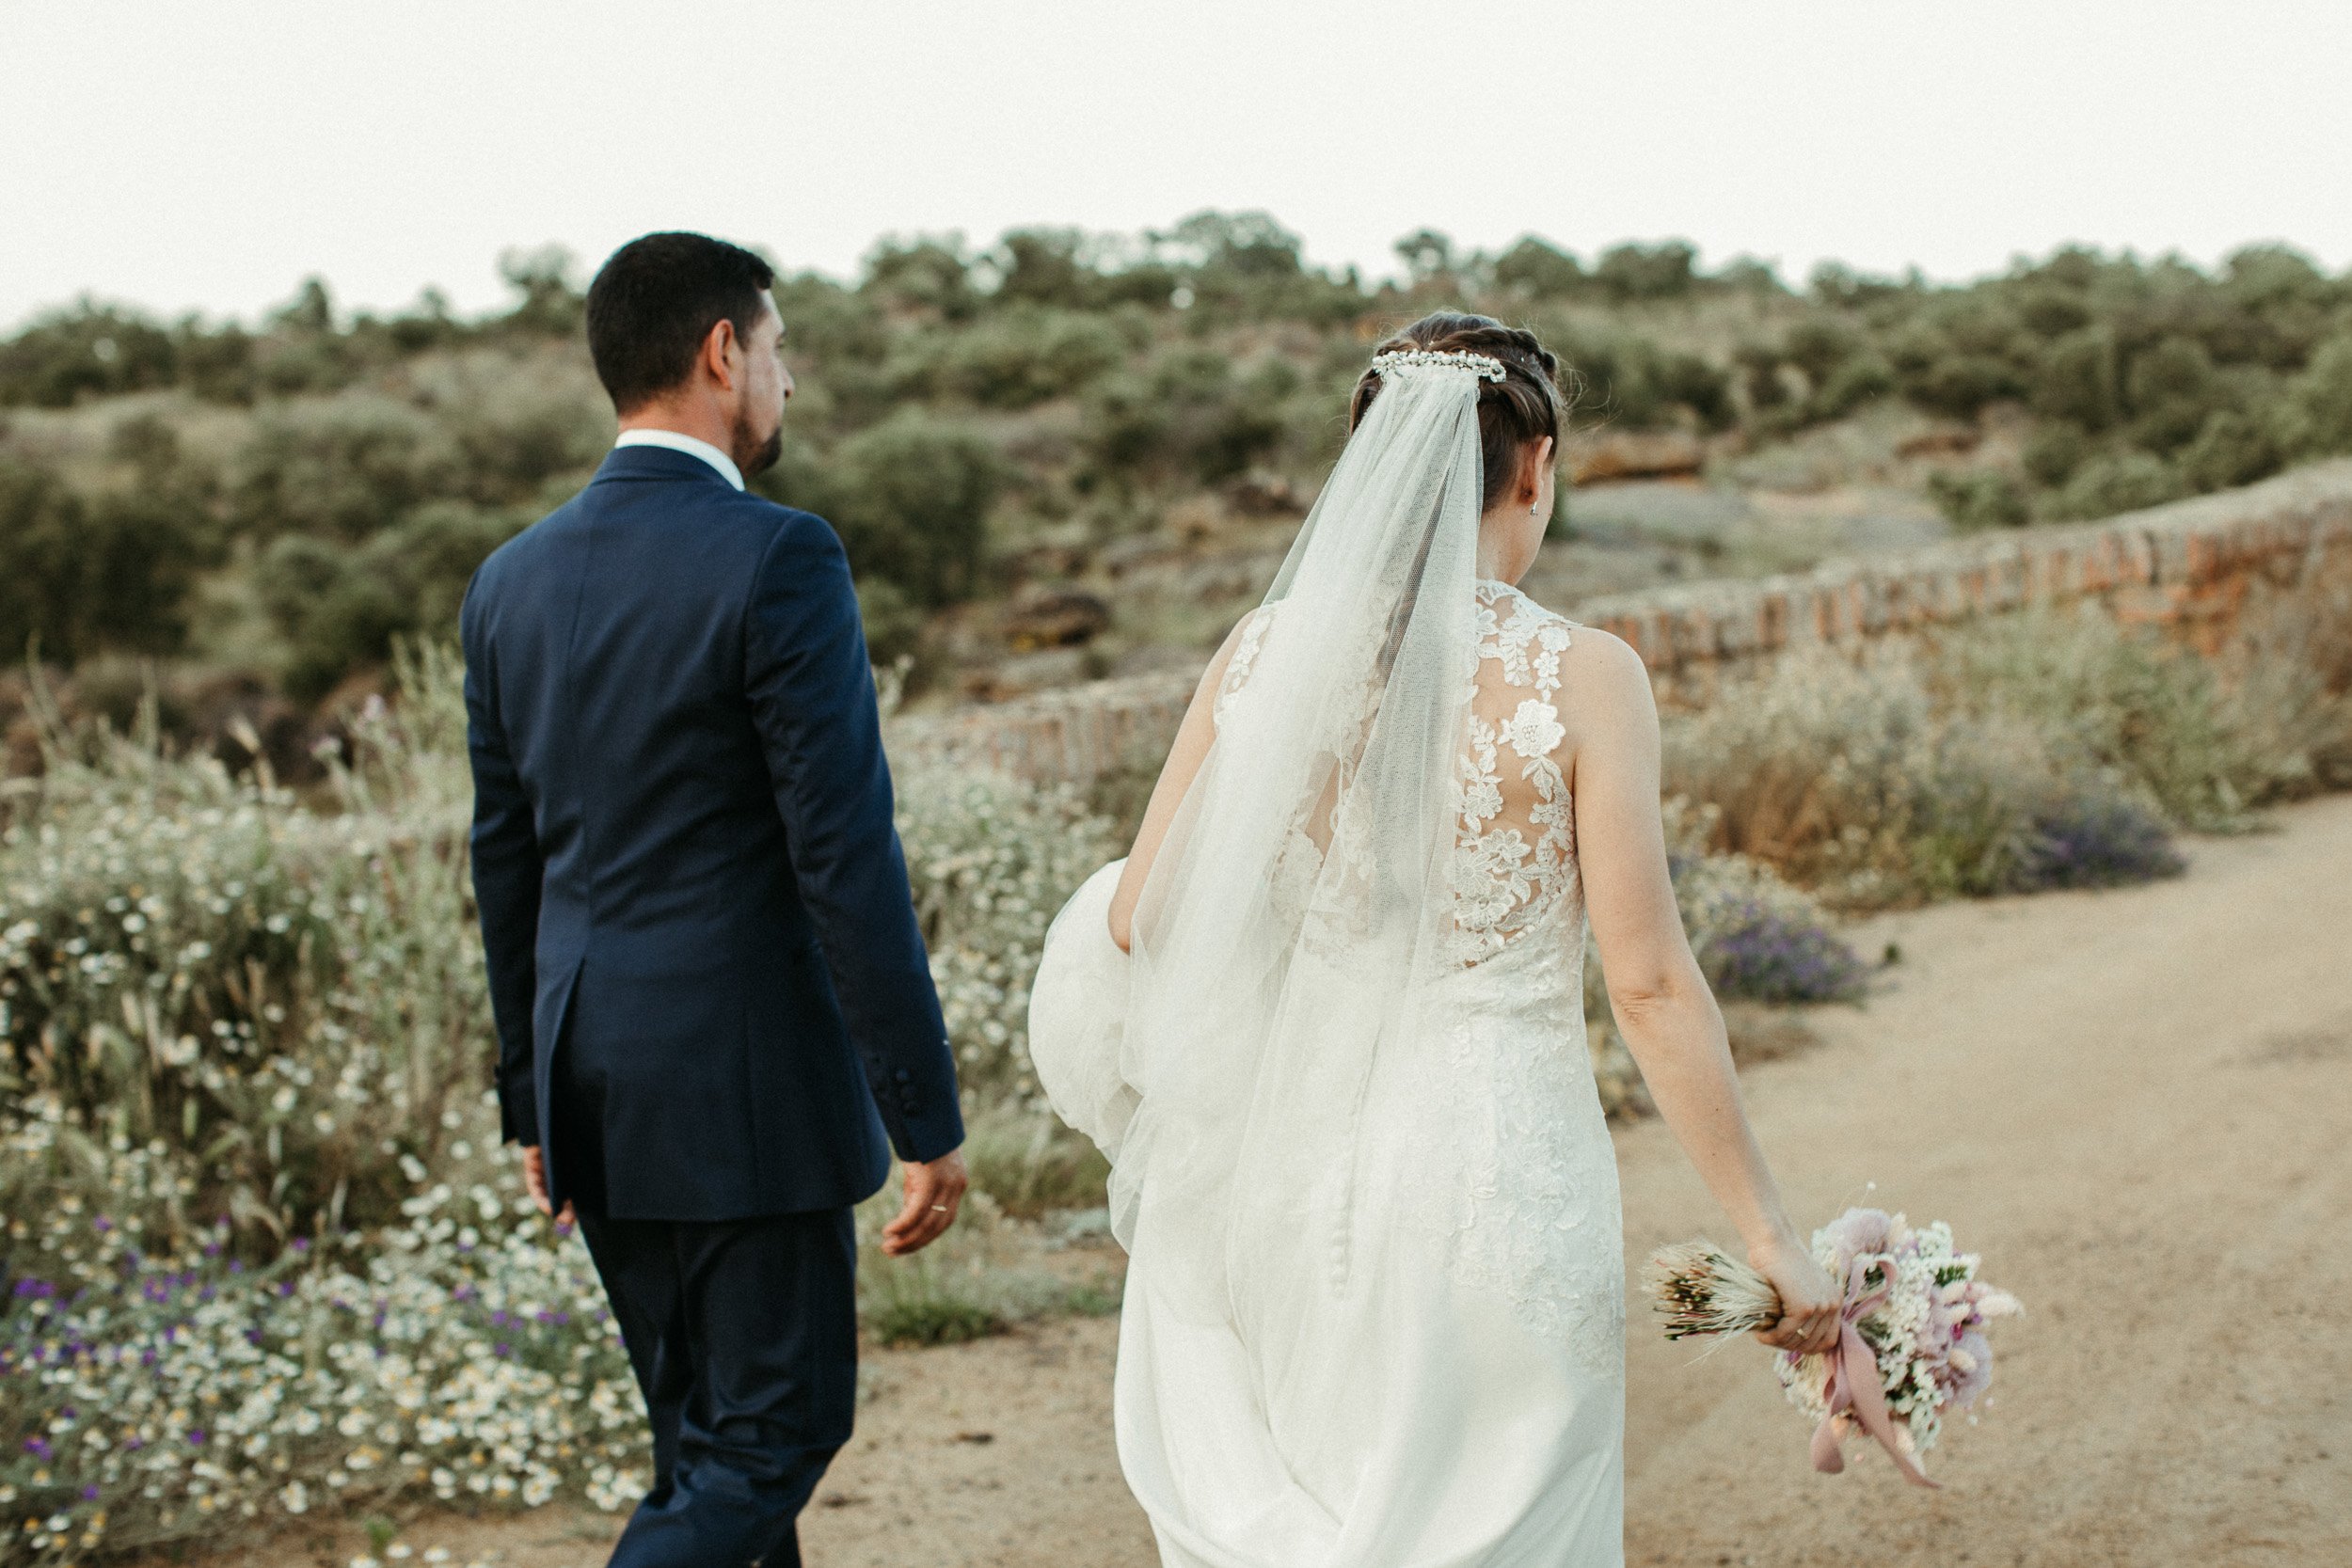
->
<box><xmin>1523</xmin><ymin>436</ymin><xmax>1556</xmax><ymax>504</ymax></box>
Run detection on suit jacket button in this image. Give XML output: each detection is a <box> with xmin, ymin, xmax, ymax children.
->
<box><xmin>894</xmin><ymin>1069</ymin><xmax>912</xmax><ymax>1084</ymax></box>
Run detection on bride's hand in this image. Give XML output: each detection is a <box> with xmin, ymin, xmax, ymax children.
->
<box><xmin>1747</xmin><ymin>1231</ymin><xmax>1842</xmax><ymax>1356</ymax></box>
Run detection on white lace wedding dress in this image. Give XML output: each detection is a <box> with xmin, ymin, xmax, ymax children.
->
<box><xmin>1031</xmin><ymin>349</ymin><xmax>1625</xmax><ymax>1565</ymax></box>
<box><xmin>1034</xmin><ymin>580</ymin><xmax>1626</xmax><ymax>1568</ymax></box>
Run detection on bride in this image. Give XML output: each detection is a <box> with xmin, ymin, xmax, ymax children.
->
<box><xmin>1028</xmin><ymin>313</ymin><xmax>1842</xmax><ymax>1566</ymax></box>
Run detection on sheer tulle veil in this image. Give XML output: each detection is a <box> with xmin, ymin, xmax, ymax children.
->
<box><xmin>1045</xmin><ymin>349</ymin><xmax>1504</xmax><ymax>1325</ymax></box>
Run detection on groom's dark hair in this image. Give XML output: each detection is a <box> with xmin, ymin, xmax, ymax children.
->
<box><xmin>586</xmin><ymin>232</ymin><xmax>776</xmax><ymax>413</ymax></box>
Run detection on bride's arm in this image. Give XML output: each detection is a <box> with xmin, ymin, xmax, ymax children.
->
<box><xmin>1107</xmin><ymin>616</ymin><xmax>1255</xmax><ymax>953</ymax></box>
<box><xmin>1564</xmin><ymin>631</ymin><xmax>1842</xmax><ymax>1356</ymax></box>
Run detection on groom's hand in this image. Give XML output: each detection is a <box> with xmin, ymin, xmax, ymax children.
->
<box><xmin>881</xmin><ymin>1148</ymin><xmax>968</xmax><ymax>1257</ymax></box>
<box><xmin>519</xmin><ymin>1146</ymin><xmax>576</xmax><ymax>1230</ymax></box>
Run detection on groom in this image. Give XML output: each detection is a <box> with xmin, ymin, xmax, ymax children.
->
<box><xmin>462</xmin><ymin>230</ymin><xmax>968</xmax><ymax>1566</ymax></box>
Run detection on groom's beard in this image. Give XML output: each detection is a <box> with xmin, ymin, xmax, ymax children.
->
<box><xmin>735</xmin><ymin>411</ymin><xmax>784</xmax><ymax>481</ymax></box>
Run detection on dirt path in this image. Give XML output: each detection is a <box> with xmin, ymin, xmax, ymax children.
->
<box><xmin>242</xmin><ymin>796</ymin><xmax>2352</xmax><ymax>1567</ymax></box>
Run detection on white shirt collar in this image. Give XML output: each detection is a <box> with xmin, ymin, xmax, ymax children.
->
<box><xmin>613</xmin><ymin>427</ymin><xmax>745</xmax><ymax>491</ymax></box>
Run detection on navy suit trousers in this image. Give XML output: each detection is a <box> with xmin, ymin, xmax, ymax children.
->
<box><xmin>575</xmin><ymin>1205</ymin><xmax>858</xmax><ymax>1568</ymax></box>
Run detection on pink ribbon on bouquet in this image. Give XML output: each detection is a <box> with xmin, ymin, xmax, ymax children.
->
<box><xmin>1808</xmin><ymin>1253</ymin><xmax>1939</xmax><ymax>1489</ymax></box>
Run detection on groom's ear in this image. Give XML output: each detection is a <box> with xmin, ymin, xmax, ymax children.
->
<box><xmin>699</xmin><ymin>317</ymin><xmax>744</xmax><ymax>392</ymax></box>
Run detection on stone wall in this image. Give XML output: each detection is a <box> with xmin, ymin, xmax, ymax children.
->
<box><xmin>885</xmin><ymin>459</ymin><xmax>2352</xmax><ymax>786</ymax></box>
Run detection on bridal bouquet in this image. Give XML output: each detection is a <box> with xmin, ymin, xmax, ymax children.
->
<box><xmin>1644</xmin><ymin>1209</ymin><xmax>2022</xmax><ymax>1487</ymax></box>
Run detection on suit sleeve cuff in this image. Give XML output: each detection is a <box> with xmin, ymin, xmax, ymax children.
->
<box><xmin>498</xmin><ymin>1071</ymin><xmax>539</xmax><ymax>1147</ymax></box>
<box><xmin>869</xmin><ymin>1060</ymin><xmax>964</xmax><ymax>1164</ymax></box>
<box><xmin>891</xmin><ymin>1102</ymin><xmax>967</xmax><ymax>1166</ymax></box>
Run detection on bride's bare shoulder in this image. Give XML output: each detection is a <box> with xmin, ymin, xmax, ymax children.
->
<box><xmin>1486</xmin><ymin>584</ymin><xmax>1653</xmax><ymax>712</ymax></box>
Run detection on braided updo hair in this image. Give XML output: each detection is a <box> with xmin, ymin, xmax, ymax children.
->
<box><xmin>1349</xmin><ymin>312</ymin><xmax>1567</xmax><ymax>514</ymax></box>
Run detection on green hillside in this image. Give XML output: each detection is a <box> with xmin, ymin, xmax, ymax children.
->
<box><xmin>4</xmin><ymin>215</ymin><xmax>2350</xmax><ymax>763</ymax></box>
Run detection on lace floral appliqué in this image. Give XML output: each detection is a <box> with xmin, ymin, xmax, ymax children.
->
<box><xmin>1441</xmin><ymin>583</ymin><xmax>1581</xmax><ymax>970</ymax></box>
<box><xmin>1427</xmin><ymin>581</ymin><xmax>1625</xmax><ymax>1375</ymax></box>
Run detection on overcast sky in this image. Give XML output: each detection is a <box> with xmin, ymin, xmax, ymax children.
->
<box><xmin>6</xmin><ymin>0</ymin><xmax>2349</xmax><ymax>330</ymax></box>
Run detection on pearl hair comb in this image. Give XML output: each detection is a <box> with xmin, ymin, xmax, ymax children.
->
<box><xmin>1369</xmin><ymin>348</ymin><xmax>1508</xmax><ymax>383</ymax></box>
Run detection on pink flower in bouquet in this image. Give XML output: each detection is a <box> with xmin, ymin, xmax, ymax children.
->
<box><xmin>1817</xmin><ymin>1207</ymin><xmax>1893</xmax><ymax>1275</ymax></box>
<box><xmin>1946</xmin><ymin>1329</ymin><xmax>1993</xmax><ymax>1408</ymax></box>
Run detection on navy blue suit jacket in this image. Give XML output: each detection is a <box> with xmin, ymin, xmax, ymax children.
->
<box><xmin>461</xmin><ymin>444</ymin><xmax>963</xmax><ymax>1220</ymax></box>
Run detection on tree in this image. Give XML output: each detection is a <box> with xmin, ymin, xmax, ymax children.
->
<box><xmin>497</xmin><ymin>245</ymin><xmax>585</xmax><ymax>336</ymax></box>
<box><xmin>1393</xmin><ymin>229</ymin><xmax>1456</xmax><ymax>286</ymax></box>
<box><xmin>1491</xmin><ymin>237</ymin><xmax>1584</xmax><ymax>299</ymax></box>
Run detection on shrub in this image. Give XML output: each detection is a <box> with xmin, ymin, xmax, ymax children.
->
<box><xmin>0</xmin><ymin>304</ymin><xmax>178</xmax><ymax>407</ymax></box>
<box><xmin>256</xmin><ymin>534</ymin><xmax>414</xmax><ymax>698</ymax></box>
<box><xmin>805</xmin><ymin>411</ymin><xmax>1004</xmax><ymax>609</ymax></box>
<box><xmin>1661</xmin><ymin>647</ymin><xmax>2184</xmax><ymax>907</ymax></box>
<box><xmin>1</xmin><ymin>670</ymin><xmax>1128</xmax><ymax>1256</ymax></box>
<box><xmin>854</xmin><ymin>575</ymin><xmax>928</xmax><ymax>668</ymax></box>
<box><xmin>174</xmin><ymin>323</ymin><xmax>260</xmax><ymax>404</ymax></box>
<box><xmin>0</xmin><ymin>453</ymin><xmax>215</xmax><ymax>663</ymax></box>
<box><xmin>2009</xmin><ymin>788</ymin><xmax>2185</xmax><ymax>887</ymax></box>
<box><xmin>1159</xmin><ymin>211</ymin><xmax>1362</xmax><ymax>323</ymax></box>
<box><xmin>893</xmin><ymin>763</ymin><xmax>1120</xmax><ymax>1104</ymax></box>
<box><xmin>993</xmin><ymin>229</ymin><xmax>1100</xmax><ymax>309</ymax></box>
<box><xmin>1491</xmin><ymin>237</ymin><xmax>1585</xmax><ymax>298</ymax></box>
<box><xmin>2123</xmin><ymin>338</ymin><xmax>2225</xmax><ymax>454</ymax></box>
<box><xmin>1899</xmin><ymin>711</ymin><xmax>2178</xmax><ymax>897</ymax></box>
<box><xmin>230</xmin><ymin>391</ymin><xmax>456</xmax><ymax>542</ymax></box>
<box><xmin>1953</xmin><ymin>608</ymin><xmax>2325</xmax><ymax>828</ymax></box>
<box><xmin>959</xmin><ymin>1107</ymin><xmax>1111</xmax><ymax>1219</ymax></box>
<box><xmin>1594</xmin><ymin>241</ymin><xmax>1699</xmax><ymax>301</ymax></box>
<box><xmin>2022</xmin><ymin>423</ymin><xmax>2090</xmax><ymax>488</ymax></box>
<box><xmin>1737</xmin><ymin>344</ymin><xmax>1790</xmax><ymax>414</ymax></box>
<box><xmin>1655</xmin><ymin>352</ymin><xmax>1738</xmax><ymax>432</ymax></box>
<box><xmin>1668</xmin><ymin>843</ymin><xmax>1871</xmax><ymax>1004</ymax></box>
<box><xmin>410</xmin><ymin>350</ymin><xmax>609</xmax><ymax>505</ymax></box>
<box><xmin>933</xmin><ymin>306</ymin><xmax>1132</xmax><ymax>409</ymax></box>
<box><xmin>0</xmin><ymin>653</ymin><xmax>491</xmax><ymax>1246</ymax></box>
<box><xmin>1927</xmin><ymin>469</ymin><xmax>2029</xmax><ymax>531</ymax></box>
<box><xmin>851</xmin><ymin>1179</ymin><xmax>1099</xmax><ymax>1347</ymax></box>
<box><xmin>859</xmin><ymin>236</ymin><xmax>982</xmax><ymax>322</ymax></box>
<box><xmin>1666</xmin><ymin>602</ymin><xmax>2346</xmax><ymax>909</ymax></box>
<box><xmin>2280</xmin><ymin>333</ymin><xmax>2352</xmax><ymax>456</ymax></box>
<box><xmin>2030</xmin><ymin>327</ymin><xmax>2122</xmax><ymax>431</ymax></box>
<box><xmin>0</xmin><ymin>1203</ymin><xmax>643</xmax><ymax>1564</ymax></box>
<box><xmin>2049</xmin><ymin>450</ymin><xmax>2184</xmax><ymax>520</ymax></box>
<box><xmin>1079</xmin><ymin>349</ymin><xmax>1291</xmax><ymax>485</ymax></box>
<box><xmin>1546</xmin><ymin>326</ymin><xmax>1727</xmax><ymax>431</ymax></box>
<box><xmin>1782</xmin><ymin>317</ymin><xmax>1865</xmax><ymax>390</ymax></box>
<box><xmin>257</xmin><ymin>505</ymin><xmax>524</xmax><ymax>699</ymax></box>
<box><xmin>0</xmin><ymin>460</ymin><xmax>86</xmax><ymax>659</ymax></box>
<box><xmin>1896</xmin><ymin>339</ymin><xmax>2026</xmax><ymax>420</ymax></box>
<box><xmin>2179</xmin><ymin>407</ymin><xmax>2282</xmax><ymax>493</ymax></box>
<box><xmin>493</xmin><ymin>246</ymin><xmax>585</xmax><ymax>339</ymax></box>
<box><xmin>860</xmin><ymin>1257</ymin><xmax>1006</xmax><ymax>1347</ymax></box>
<box><xmin>1811</xmin><ymin>354</ymin><xmax>1896</xmax><ymax>420</ymax></box>
<box><xmin>2217</xmin><ymin>573</ymin><xmax>2352</xmax><ymax>795</ymax></box>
